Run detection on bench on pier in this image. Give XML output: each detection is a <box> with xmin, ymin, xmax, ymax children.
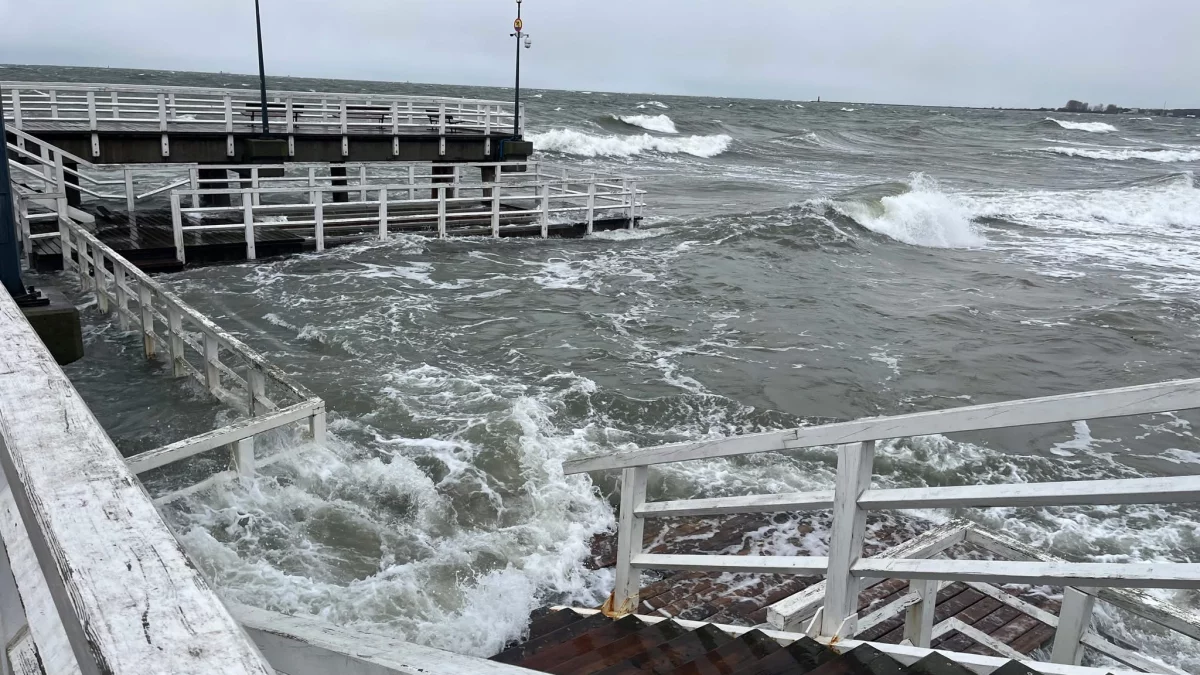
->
<box><xmin>242</xmin><ymin>102</ymin><xmax>391</xmax><ymax>124</ymax></box>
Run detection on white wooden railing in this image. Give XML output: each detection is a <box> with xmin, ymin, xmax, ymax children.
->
<box><xmin>0</xmin><ymin>287</ymin><xmax>275</xmax><ymax>674</ymax></box>
<box><xmin>563</xmin><ymin>381</ymin><xmax>1200</xmax><ymax>673</ymax></box>
<box><xmin>56</xmin><ymin>217</ymin><xmax>326</xmax><ymax>503</ymax></box>
<box><xmin>165</xmin><ymin>163</ymin><xmax>643</xmax><ymax>260</ymax></box>
<box><xmin>2</xmin><ymin>81</ymin><xmax>518</xmax><ymax>136</ymax></box>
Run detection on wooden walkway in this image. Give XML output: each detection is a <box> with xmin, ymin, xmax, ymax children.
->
<box><xmin>586</xmin><ymin>514</ymin><xmax>1059</xmax><ymax>658</ymax></box>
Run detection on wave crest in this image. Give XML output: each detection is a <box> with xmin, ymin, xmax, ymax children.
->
<box><xmin>833</xmin><ymin>174</ymin><xmax>987</xmax><ymax>249</ymax></box>
<box><xmin>612</xmin><ymin>113</ymin><xmax>678</xmax><ymax>134</ymax></box>
<box><xmin>530</xmin><ymin>128</ymin><xmax>732</xmax><ymax>158</ymax></box>
<box><xmin>1043</xmin><ymin>146</ymin><xmax>1200</xmax><ymax>163</ymax></box>
<box><xmin>1045</xmin><ymin>117</ymin><xmax>1118</xmax><ymax>133</ymax></box>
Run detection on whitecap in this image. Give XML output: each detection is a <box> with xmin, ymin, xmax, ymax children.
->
<box><xmin>1042</xmin><ymin>146</ymin><xmax>1200</xmax><ymax>163</ymax></box>
<box><xmin>1046</xmin><ymin>117</ymin><xmax>1118</xmax><ymax>133</ymax></box>
<box><xmin>835</xmin><ymin>174</ymin><xmax>987</xmax><ymax>249</ymax></box>
<box><xmin>612</xmin><ymin>113</ymin><xmax>677</xmax><ymax>134</ymax></box>
<box><xmin>529</xmin><ymin>128</ymin><xmax>732</xmax><ymax>158</ymax></box>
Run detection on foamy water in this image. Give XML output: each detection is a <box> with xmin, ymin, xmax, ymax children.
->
<box><xmin>529</xmin><ymin>128</ymin><xmax>732</xmax><ymax>158</ymax></box>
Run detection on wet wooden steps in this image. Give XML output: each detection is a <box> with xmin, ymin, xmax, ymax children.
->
<box><xmin>584</xmin><ymin>514</ymin><xmax>1062</xmax><ymax>659</ymax></box>
<box><xmin>495</xmin><ymin>609</ymin><xmax>1042</xmax><ymax>675</ymax></box>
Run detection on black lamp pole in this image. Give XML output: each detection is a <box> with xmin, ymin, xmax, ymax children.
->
<box><xmin>254</xmin><ymin>0</ymin><xmax>271</xmax><ymax>136</ymax></box>
<box><xmin>0</xmin><ymin>84</ymin><xmax>27</xmax><ymax>299</ymax></box>
<box><xmin>512</xmin><ymin>0</ymin><xmax>523</xmax><ymax>138</ymax></box>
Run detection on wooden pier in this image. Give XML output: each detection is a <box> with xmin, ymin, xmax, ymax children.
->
<box><xmin>3</xmin><ymin>81</ymin><xmax>529</xmax><ymax>164</ymax></box>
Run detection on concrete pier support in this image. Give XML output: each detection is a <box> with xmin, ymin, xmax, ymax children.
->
<box><xmin>330</xmin><ymin>165</ymin><xmax>349</xmax><ymax>203</ymax></box>
<box><xmin>62</xmin><ymin>161</ymin><xmax>82</xmax><ymax>208</ymax></box>
<box><xmin>432</xmin><ymin>165</ymin><xmax>456</xmax><ymax>199</ymax></box>
<box><xmin>197</xmin><ymin>169</ymin><xmax>232</xmax><ymax>207</ymax></box>
<box><xmin>481</xmin><ymin>166</ymin><xmax>498</xmax><ymax>199</ymax></box>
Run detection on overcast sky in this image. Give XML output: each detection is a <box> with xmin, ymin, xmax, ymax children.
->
<box><xmin>1</xmin><ymin>0</ymin><xmax>1196</xmax><ymax>107</ymax></box>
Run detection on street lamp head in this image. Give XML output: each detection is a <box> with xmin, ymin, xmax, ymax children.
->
<box><xmin>524</xmin><ymin>35</ymin><xmax>532</xmax><ymax>49</ymax></box>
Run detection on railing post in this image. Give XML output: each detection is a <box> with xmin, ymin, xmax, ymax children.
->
<box><xmin>188</xmin><ymin>167</ymin><xmax>200</xmax><ymax>209</ymax></box>
<box><xmin>110</xmin><ymin>91</ymin><xmax>119</xmax><ymax>120</ymax></box>
<box><xmin>243</xmin><ymin>191</ymin><xmax>256</xmax><ymax>260</ymax></box>
<box><xmin>314</xmin><ymin>190</ymin><xmax>325</xmax><ymax>252</ymax></box>
<box><xmin>168</xmin><ymin>307</ymin><xmax>185</xmax><ymax>378</ymax></box>
<box><xmin>124</xmin><ymin>167</ymin><xmax>135</xmax><ymax>216</ymax></box>
<box><xmin>309</xmin><ymin>405</ymin><xmax>327</xmax><ymax>446</ymax></box>
<box><xmin>48</xmin><ymin>89</ymin><xmax>59</xmax><ymax>118</ymax></box>
<box><xmin>359</xmin><ymin>165</ymin><xmax>368</xmax><ymax>201</ymax></box>
<box><xmin>58</xmin><ymin>216</ymin><xmax>70</xmax><ymax>269</ymax></box>
<box><xmin>611</xmin><ymin>465</ymin><xmax>649</xmax><ymax>615</ymax></box>
<box><xmin>225</xmin><ymin>94</ymin><xmax>234</xmax><ymax>157</ymax></box>
<box><xmin>170</xmin><ymin>193</ymin><xmax>185</xmax><ymax>264</ymax></box>
<box><xmin>158</xmin><ymin>93</ymin><xmax>169</xmax><ymax>157</ymax></box>
<box><xmin>821</xmin><ymin>440</ymin><xmax>876</xmax><ymax>638</ymax></box>
<box><xmin>139</xmin><ymin>285</ymin><xmax>156</xmax><ymax>358</ymax></box>
<box><xmin>247</xmin><ymin>369</ymin><xmax>267</xmax><ymax>416</ymax></box>
<box><xmin>251</xmin><ymin>167</ymin><xmax>261</xmax><ymax>206</ymax></box>
<box><xmin>203</xmin><ymin>333</ymin><xmax>220</xmax><ymax>395</ymax></box>
<box><xmin>114</xmin><ymin>265</ymin><xmax>129</xmax><ymax>331</ymax></box>
<box><xmin>629</xmin><ymin>179</ymin><xmax>639</xmax><ymax>229</ymax></box>
<box><xmin>86</xmin><ymin>91</ymin><xmax>98</xmax><ymax>157</ymax></box>
<box><xmin>93</xmin><ymin>249</ymin><xmax>108</xmax><ymax>312</ymax></box>
<box><xmin>76</xmin><ymin>231</ymin><xmax>90</xmax><ymax>290</ymax></box>
<box><xmin>437</xmin><ymin>187</ymin><xmax>447</xmax><ymax>238</ymax></box>
<box><xmin>10</xmin><ymin>88</ymin><xmax>22</xmax><ymax>130</ymax></box>
<box><xmin>451</xmin><ymin>165</ymin><xmax>460</xmax><ymax>199</ymax></box>
<box><xmin>408</xmin><ymin>165</ymin><xmax>416</xmax><ymax>200</ymax></box>
<box><xmin>1051</xmin><ymin>587</ymin><xmax>1096</xmax><ymax>665</ymax></box>
<box><xmin>491</xmin><ymin>187</ymin><xmax>501</xmax><ymax>238</ymax></box>
<box><xmin>52</xmin><ymin>153</ymin><xmax>67</xmax><ymax>220</ymax></box>
<box><xmin>438</xmin><ymin>102</ymin><xmax>447</xmax><ymax>157</ymax></box>
<box><xmin>586</xmin><ymin>179</ymin><xmax>596</xmax><ymax>235</ymax></box>
<box><xmin>540</xmin><ymin>183</ymin><xmax>550</xmax><ymax>238</ymax></box>
<box><xmin>378</xmin><ymin>187</ymin><xmax>388</xmax><ymax>240</ymax></box>
<box><xmin>902</xmin><ymin>579</ymin><xmax>938</xmax><ymax>648</ymax></box>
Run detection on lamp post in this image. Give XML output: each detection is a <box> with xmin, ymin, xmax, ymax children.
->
<box><xmin>510</xmin><ymin>0</ymin><xmax>531</xmax><ymax>138</ymax></box>
<box><xmin>254</xmin><ymin>0</ymin><xmax>271</xmax><ymax>135</ymax></box>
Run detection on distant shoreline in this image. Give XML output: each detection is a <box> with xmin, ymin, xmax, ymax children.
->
<box><xmin>1</xmin><ymin>62</ymin><xmax>1197</xmax><ymax>114</ymax></box>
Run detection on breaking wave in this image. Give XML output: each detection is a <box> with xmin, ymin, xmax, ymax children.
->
<box><xmin>1045</xmin><ymin>117</ymin><xmax>1118</xmax><ymax>133</ymax></box>
<box><xmin>530</xmin><ymin>128</ymin><xmax>732</xmax><ymax>158</ymax></box>
<box><xmin>612</xmin><ymin>113</ymin><xmax>678</xmax><ymax>134</ymax></box>
<box><xmin>832</xmin><ymin>174</ymin><xmax>988</xmax><ymax>249</ymax></box>
<box><xmin>638</xmin><ymin>101</ymin><xmax>669</xmax><ymax>109</ymax></box>
<box><xmin>1043</xmin><ymin>146</ymin><xmax>1200</xmax><ymax>163</ymax></box>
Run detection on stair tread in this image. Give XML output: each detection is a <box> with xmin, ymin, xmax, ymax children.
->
<box><xmin>806</xmin><ymin>644</ymin><xmax>907</xmax><ymax>675</ymax></box>
<box><xmin>519</xmin><ymin>615</ymin><xmax>647</xmax><ymax>671</ymax></box>
<box><xmin>529</xmin><ymin>609</ymin><xmax>590</xmax><ymax>641</ymax></box>
<box><xmin>729</xmin><ymin>636</ymin><xmax>837</xmax><ymax>675</ymax></box>
<box><xmin>547</xmin><ymin>621</ymin><xmax>688</xmax><ymax>675</ymax></box>
<box><xmin>668</xmin><ymin>630</ymin><xmax>781</xmax><ymax>675</ymax></box>
<box><xmin>906</xmin><ymin>652</ymin><xmax>978</xmax><ymax>675</ymax></box>
<box><xmin>593</xmin><ymin>624</ymin><xmax>734</xmax><ymax>675</ymax></box>
<box><xmin>492</xmin><ymin>613</ymin><xmax>615</xmax><ymax>664</ymax></box>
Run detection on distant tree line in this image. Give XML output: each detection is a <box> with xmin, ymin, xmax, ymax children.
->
<box><xmin>1061</xmin><ymin>100</ymin><xmax>1125</xmax><ymax>114</ymax></box>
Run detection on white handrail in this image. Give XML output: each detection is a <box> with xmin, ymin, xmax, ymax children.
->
<box><xmin>574</xmin><ymin>379</ymin><xmax>1200</xmax><ymax>668</ymax></box>
<box><xmin>0</xmin><ymin>289</ymin><xmax>274</xmax><ymax>674</ymax></box>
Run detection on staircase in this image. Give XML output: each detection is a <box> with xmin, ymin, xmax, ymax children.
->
<box><xmin>492</xmin><ymin>608</ymin><xmax>1045</xmax><ymax>675</ymax></box>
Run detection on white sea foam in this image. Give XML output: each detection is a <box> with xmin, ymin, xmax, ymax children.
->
<box><xmin>836</xmin><ymin>174</ymin><xmax>988</xmax><ymax>249</ymax></box>
<box><xmin>639</xmin><ymin>100</ymin><xmax>669</xmax><ymax>109</ymax></box>
<box><xmin>612</xmin><ymin>113</ymin><xmax>678</xmax><ymax>134</ymax></box>
<box><xmin>529</xmin><ymin>128</ymin><xmax>732</xmax><ymax>158</ymax></box>
<box><xmin>1046</xmin><ymin>117</ymin><xmax>1118</xmax><ymax>133</ymax></box>
<box><xmin>841</xmin><ymin>107</ymin><xmax>858</xmax><ymax>112</ymax></box>
<box><xmin>1043</xmin><ymin>146</ymin><xmax>1200</xmax><ymax>163</ymax></box>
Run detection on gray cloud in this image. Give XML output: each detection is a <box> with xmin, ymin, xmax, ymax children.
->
<box><xmin>1</xmin><ymin>0</ymin><xmax>1196</xmax><ymax>107</ymax></box>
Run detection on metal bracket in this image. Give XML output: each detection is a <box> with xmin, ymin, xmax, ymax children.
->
<box><xmin>160</xmin><ymin>134</ymin><xmax>170</xmax><ymax>157</ymax></box>
<box><xmin>288</xmin><ymin>135</ymin><xmax>295</xmax><ymax>157</ymax></box>
<box><xmin>226</xmin><ymin>134</ymin><xmax>235</xmax><ymax>157</ymax></box>
<box><xmin>804</xmin><ymin>608</ymin><xmax>824</xmax><ymax>638</ymax></box>
<box><xmin>341</xmin><ymin>136</ymin><xmax>349</xmax><ymax>156</ymax></box>
<box><xmin>90</xmin><ymin>133</ymin><xmax>100</xmax><ymax>158</ymax></box>
<box><xmin>439</xmin><ymin>136</ymin><xmax>446</xmax><ymax>156</ymax></box>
